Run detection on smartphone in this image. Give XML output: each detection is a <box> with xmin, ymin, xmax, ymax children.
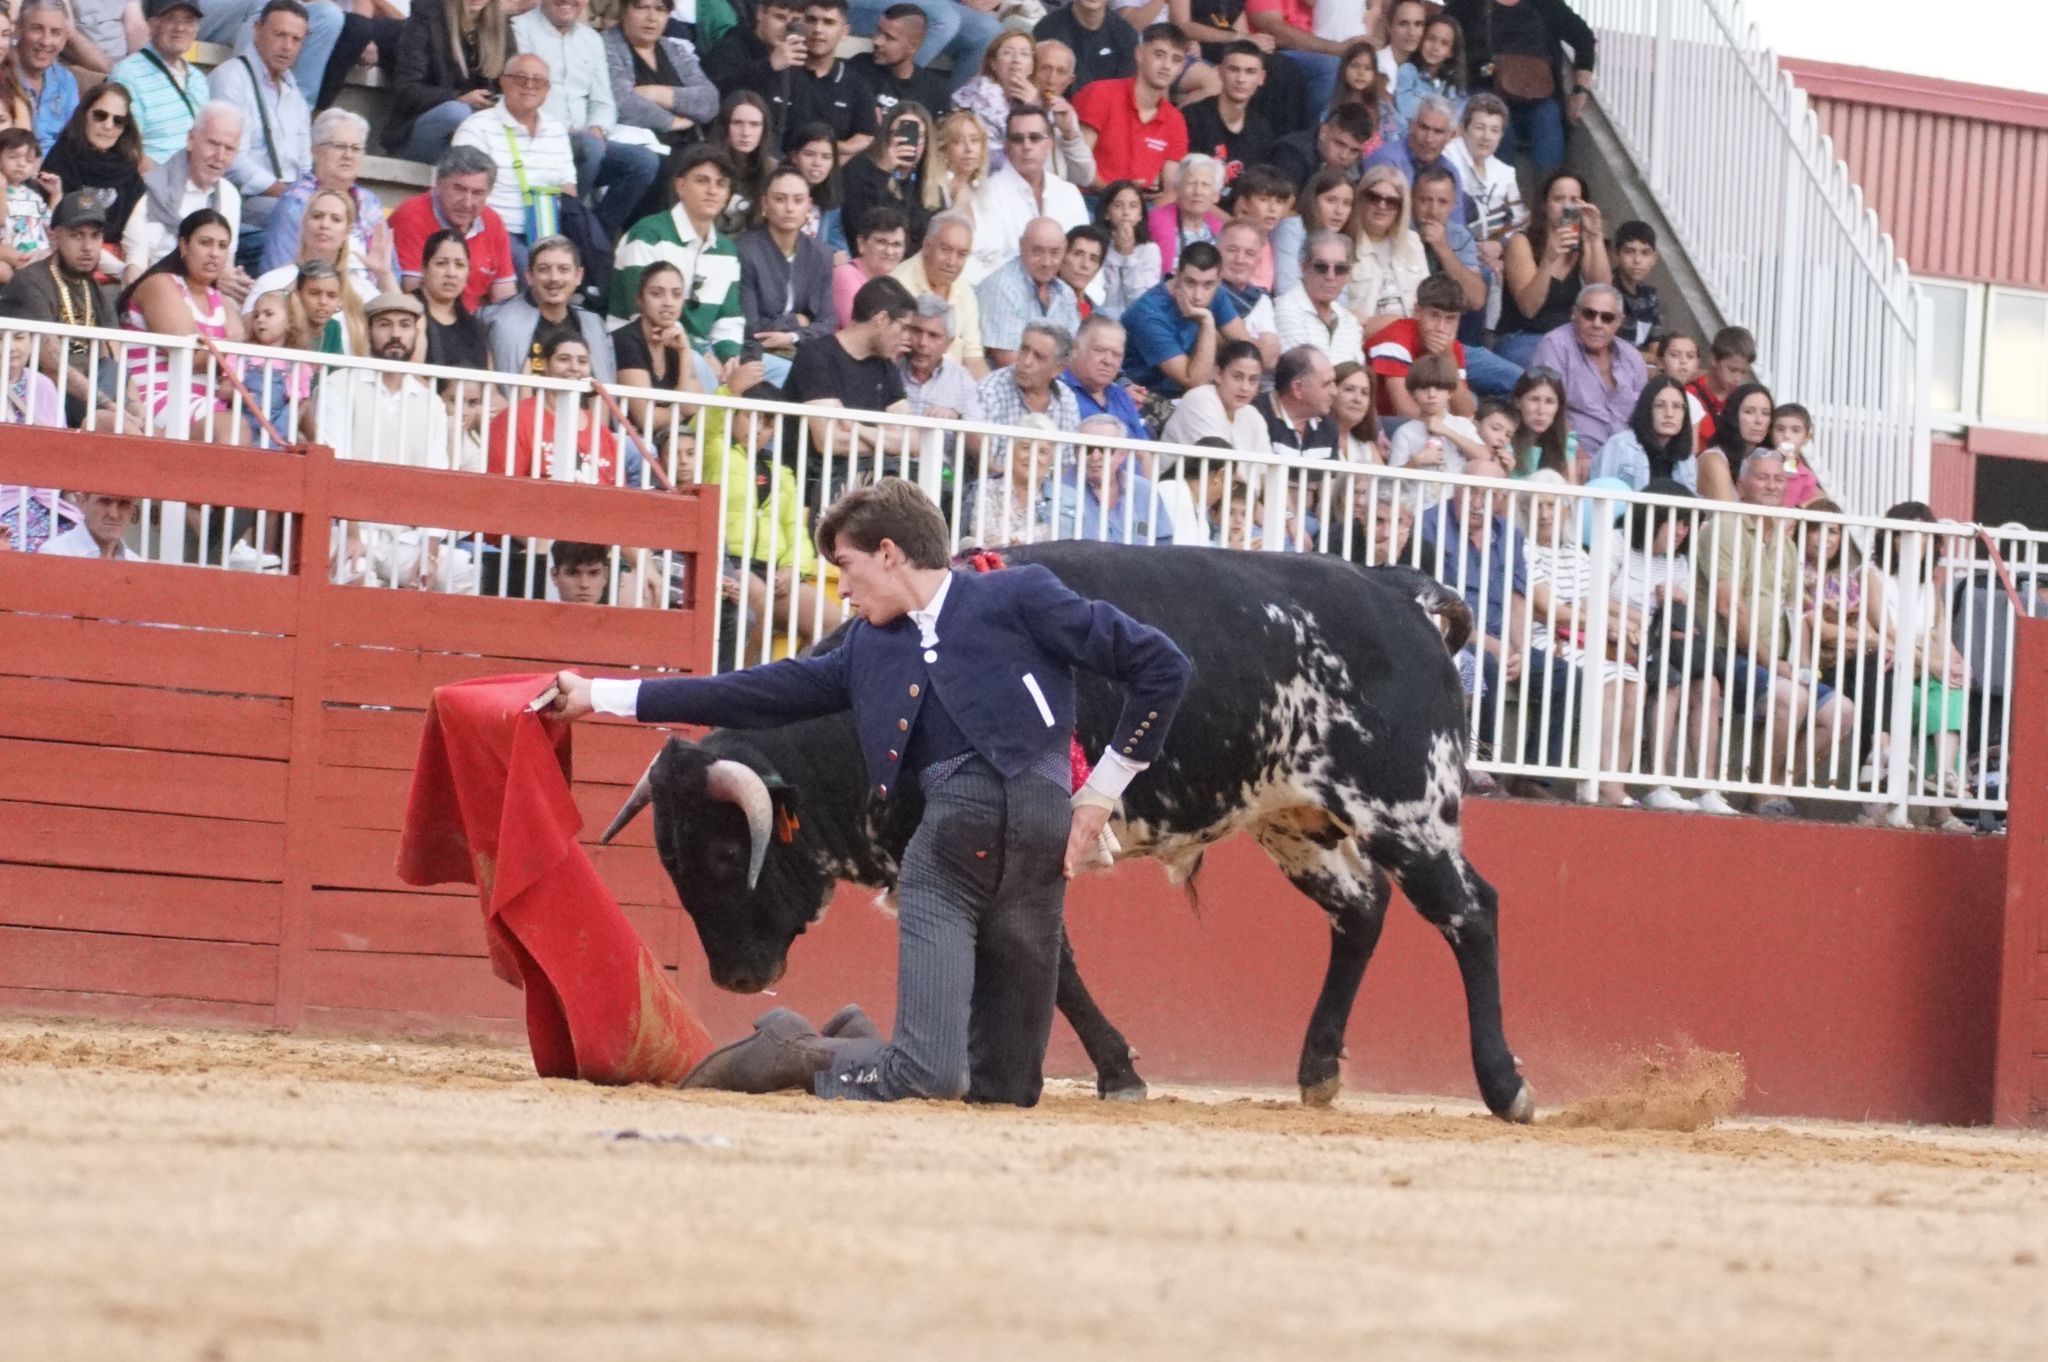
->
<box><xmin>1560</xmin><ymin>202</ymin><xmax>1584</xmax><ymax>227</ymax></box>
<box><xmin>895</xmin><ymin>119</ymin><xmax>922</xmax><ymax>153</ymax></box>
<box><xmin>787</xmin><ymin>17</ymin><xmax>807</xmax><ymax>38</ymax></box>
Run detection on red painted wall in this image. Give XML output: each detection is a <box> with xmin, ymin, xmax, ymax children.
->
<box><xmin>678</xmin><ymin>803</ymin><xmax>2008</xmax><ymax>1126</ymax></box>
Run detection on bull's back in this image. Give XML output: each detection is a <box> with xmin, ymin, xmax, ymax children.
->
<box><xmin>1006</xmin><ymin>542</ymin><xmax>1466</xmax><ymax>808</ymax></box>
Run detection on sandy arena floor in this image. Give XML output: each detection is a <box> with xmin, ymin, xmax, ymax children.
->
<box><xmin>3</xmin><ymin>1019</ymin><xmax>2046</xmax><ymax>1362</ymax></box>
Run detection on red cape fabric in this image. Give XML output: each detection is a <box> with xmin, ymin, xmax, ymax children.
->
<box><xmin>396</xmin><ymin>674</ymin><xmax>712</xmax><ymax>1084</ymax></box>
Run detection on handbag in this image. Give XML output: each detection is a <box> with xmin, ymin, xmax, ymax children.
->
<box><xmin>1483</xmin><ymin>4</ymin><xmax>1558</xmax><ymax>102</ymax></box>
<box><xmin>1644</xmin><ymin>601</ymin><xmax>1728</xmax><ymax>684</ymax></box>
<box><xmin>504</xmin><ymin>125</ymin><xmax>561</xmax><ymax>241</ymax></box>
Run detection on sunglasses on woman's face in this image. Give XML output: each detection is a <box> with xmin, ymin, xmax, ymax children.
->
<box><xmin>1362</xmin><ymin>191</ymin><xmax>1402</xmax><ymax>208</ymax></box>
<box><xmin>90</xmin><ymin>108</ymin><xmax>129</xmax><ymax>128</ymax></box>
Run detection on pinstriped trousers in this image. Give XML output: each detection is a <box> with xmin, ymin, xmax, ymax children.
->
<box><xmin>813</xmin><ymin>756</ymin><xmax>1072</xmax><ymax>1107</ymax></box>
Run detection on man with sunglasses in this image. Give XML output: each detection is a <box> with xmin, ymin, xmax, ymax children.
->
<box><xmin>967</xmin><ymin>105</ymin><xmax>1087</xmax><ymax>282</ymax></box>
<box><xmin>1274</xmin><ymin>228</ymin><xmax>1363</xmax><ymax>368</ymax></box>
<box><xmin>1527</xmin><ymin>281</ymin><xmax>1647</xmax><ymax>450</ymax></box>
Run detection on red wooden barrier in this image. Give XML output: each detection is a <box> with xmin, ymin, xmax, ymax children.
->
<box><xmin>0</xmin><ymin>430</ymin><xmax>719</xmax><ymax>1034</ymax></box>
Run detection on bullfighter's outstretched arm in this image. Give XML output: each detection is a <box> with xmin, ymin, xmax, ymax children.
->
<box><xmin>579</xmin><ymin>645</ymin><xmax>855</xmax><ymax>729</ymax></box>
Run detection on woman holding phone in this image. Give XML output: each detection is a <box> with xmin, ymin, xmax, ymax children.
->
<box><xmin>840</xmin><ymin>102</ymin><xmax>943</xmax><ymax>251</ymax></box>
<box><xmin>1496</xmin><ymin>168</ymin><xmax>1608</xmax><ymax>367</ymax></box>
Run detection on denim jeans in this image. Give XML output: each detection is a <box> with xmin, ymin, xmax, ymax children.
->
<box><xmin>848</xmin><ymin>0</ymin><xmax>1003</xmax><ymax>92</ymax></box>
<box><xmin>1278</xmin><ymin>50</ymin><xmax>1340</xmax><ymax>120</ymax></box>
<box><xmin>1463</xmin><ymin>343</ymin><xmax>1524</xmax><ymax>397</ymax></box>
<box><xmin>1502</xmin><ymin>97</ymin><xmax>1567</xmax><ymax>175</ymax></box>
<box><xmin>1493</xmin><ymin>329</ymin><xmax>1546</xmax><ymax>369</ymax></box>
<box><xmin>571</xmin><ymin>131</ymin><xmax>662</xmax><ymax>240</ymax></box>
<box><xmin>392</xmin><ymin>100</ymin><xmax>473</xmax><ymax>165</ymax></box>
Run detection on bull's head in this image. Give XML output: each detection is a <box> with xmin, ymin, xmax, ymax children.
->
<box><xmin>602</xmin><ymin>738</ymin><xmax>826</xmax><ymax>993</ymax></box>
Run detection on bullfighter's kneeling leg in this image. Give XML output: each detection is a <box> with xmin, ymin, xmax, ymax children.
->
<box><xmin>814</xmin><ymin>759</ymin><xmax>1010</xmax><ymax>1102</ymax></box>
<box><xmin>963</xmin><ymin>771</ymin><xmax>1070</xmax><ymax>1107</ymax></box>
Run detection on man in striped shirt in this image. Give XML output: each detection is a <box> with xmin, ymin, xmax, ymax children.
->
<box><xmin>111</xmin><ymin>0</ymin><xmax>212</xmax><ymax>164</ymax></box>
<box><xmin>607</xmin><ymin>146</ymin><xmax>745</xmax><ymax>376</ymax></box>
<box><xmin>450</xmin><ymin>53</ymin><xmax>577</xmax><ymax>276</ymax></box>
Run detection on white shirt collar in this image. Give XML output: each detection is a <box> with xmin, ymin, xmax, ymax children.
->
<box><xmin>908</xmin><ymin>570</ymin><xmax>953</xmax><ymax>648</ymax></box>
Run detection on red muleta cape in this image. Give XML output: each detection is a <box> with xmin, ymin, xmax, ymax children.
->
<box><xmin>395</xmin><ymin>674</ymin><xmax>712</xmax><ymax>1083</ymax></box>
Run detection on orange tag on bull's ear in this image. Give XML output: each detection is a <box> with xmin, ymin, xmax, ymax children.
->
<box><xmin>776</xmin><ymin>808</ymin><xmax>800</xmax><ymax>843</ymax></box>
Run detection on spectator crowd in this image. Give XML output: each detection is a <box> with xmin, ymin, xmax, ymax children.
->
<box><xmin>0</xmin><ymin>0</ymin><xmax>1982</xmax><ymax>827</ymax></box>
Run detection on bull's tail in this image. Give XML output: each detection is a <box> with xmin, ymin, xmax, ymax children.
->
<box><xmin>1369</xmin><ymin>565</ymin><xmax>1474</xmax><ymax>656</ymax></box>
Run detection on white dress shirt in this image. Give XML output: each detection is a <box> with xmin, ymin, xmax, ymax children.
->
<box><xmin>589</xmin><ymin>569</ymin><xmax>1149</xmax><ymax>799</ymax></box>
<box><xmin>39</xmin><ymin>524</ymin><xmax>132</xmax><ymax>558</ymax></box>
<box><xmin>511</xmin><ymin>11</ymin><xmax>620</xmax><ymax>133</ymax></box>
<box><xmin>967</xmin><ymin>162</ymin><xmax>1089</xmax><ymax>286</ymax></box>
<box><xmin>123</xmin><ymin>176</ymin><xmax>242</xmax><ymax>280</ymax></box>
<box><xmin>208</xmin><ymin>49</ymin><xmax>313</xmax><ymax>220</ymax></box>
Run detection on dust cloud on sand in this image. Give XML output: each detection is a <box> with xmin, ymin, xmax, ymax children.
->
<box><xmin>1545</xmin><ymin>1043</ymin><xmax>1749</xmax><ymax>1133</ymax></box>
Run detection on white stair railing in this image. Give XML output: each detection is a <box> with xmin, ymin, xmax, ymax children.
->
<box><xmin>1580</xmin><ymin>0</ymin><xmax>1929</xmax><ymax>516</ymax></box>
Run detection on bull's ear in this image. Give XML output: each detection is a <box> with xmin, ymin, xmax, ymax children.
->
<box><xmin>768</xmin><ymin>781</ymin><xmax>803</xmax><ymax>843</ymax></box>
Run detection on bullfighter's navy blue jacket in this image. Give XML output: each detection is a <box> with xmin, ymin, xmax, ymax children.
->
<box><xmin>633</xmin><ymin>563</ymin><xmax>1192</xmax><ymax>797</ymax></box>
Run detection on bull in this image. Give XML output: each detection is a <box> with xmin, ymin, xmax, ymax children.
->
<box><xmin>604</xmin><ymin>540</ymin><xmax>1533</xmax><ymax>1121</ymax></box>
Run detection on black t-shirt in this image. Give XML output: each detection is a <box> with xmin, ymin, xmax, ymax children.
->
<box><xmin>755</xmin><ymin>58</ymin><xmax>879</xmax><ymax>153</ymax></box>
<box><xmin>1185</xmin><ymin>0</ymin><xmax>1245</xmax><ymax>62</ymax></box>
<box><xmin>781</xmin><ymin>332</ymin><xmax>906</xmax><ymax>459</ymax></box>
<box><xmin>848</xmin><ymin>53</ymin><xmax>951</xmax><ymax>122</ymax></box>
<box><xmin>612</xmin><ymin>323</ymin><xmax>686</xmax><ymax>389</ymax></box>
<box><xmin>1033</xmin><ymin>7</ymin><xmax>1138</xmax><ymax>89</ymax></box>
<box><xmin>524</xmin><ymin>311</ymin><xmax>585</xmax><ymax>374</ymax></box>
<box><xmin>1267</xmin><ymin>129</ymin><xmax>1327</xmax><ymax>195</ymax></box>
<box><xmin>426</xmin><ymin>307</ymin><xmax>491</xmax><ymax>371</ymax></box>
<box><xmin>839</xmin><ymin>154</ymin><xmax>932</xmax><ymax>252</ymax></box>
<box><xmin>1180</xmin><ymin>97</ymin><xmax>1280</xmax><ymax>185</ymax></box>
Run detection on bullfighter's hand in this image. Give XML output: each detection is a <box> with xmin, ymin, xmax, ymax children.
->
<box><xmin>1065</xmin><ymin>803</ymin><xmax>1113</xmax><ymax>879</ymax></box>
<box><xmin>548</xmin><ymin>670</ymin><xmax>595</xmax><ymax>722</ymax></box>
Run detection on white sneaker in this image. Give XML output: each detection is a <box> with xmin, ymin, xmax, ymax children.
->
<box><xmin>226</xmin><ymin>540</ymin><xmax>282</xmax><ymax>572</ymax></box>
<box><xmin>1694</xmin><ymin>790</ymin><xmax>1740</xmax><ymax>816</ymax></box>
<box><xmin>1644</xmin><ymin>785</ymin><xmax>1699</xmax><ymax>812</ymax></box>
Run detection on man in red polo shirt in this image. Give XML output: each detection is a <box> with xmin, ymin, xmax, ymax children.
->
<box><xmin>390</xmin><ymin>145</ymin><xmax>520</xmax><ymax>314</ymax></box>
<box><xmin>1072</xmin><ymin>24</ymin><xmax>1190</xmax><ymax>196</ymax></box>
<box><xmin>1366</xmin><ymin>275</ymin><xmax>1475</xmax><ymax>418</ymax></box>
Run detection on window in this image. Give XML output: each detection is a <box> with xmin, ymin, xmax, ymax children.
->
<box><xmin>1920</xmin><ymin>279</ymin><xmax>1975</xmax><ymax>427</ymax></box>
<box><xmin>1916</xmin><ymin>278</ymin><xmax>2048</xmax><ymax>433</ymax></box>
<box><xmin>1984</xmin><ymin>287</ymin><xmax>2048</xmax><ymax>428</ymax></box>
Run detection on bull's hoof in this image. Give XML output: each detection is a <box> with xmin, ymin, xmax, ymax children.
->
<box><xmin>1098</xmin><ymin>1079</ymin><xmax>1149</xmax><ymax>1103</ymax></box>
<box><xmin>1500</xmin><ymin>1082</ymin><xmax>1536</xmax><ymax>1124</ymax></box>
<box><xmin>1301</xmin><ymin>1075</ymin><xmax>1342</xmax><ymax>1107</ymax></box>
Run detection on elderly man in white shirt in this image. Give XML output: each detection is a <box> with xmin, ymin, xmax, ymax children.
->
<box><xmin>207</xmin><ymin>0</ymin><xmax>314</xmax><ymax>268</ymax></box>
<box><xmin>512</xmin><ymin>0</ymin><xmax>661</xmax><ymax>242</ymax></box>
<box><xmin>311</xmin><ymin>293</ymin><xmax>478</xmax><ymax>591</ymax></box>
<box><xmin>1273</xmin><ymin>228</ymin><xmax>1364</xmax><ymax>367</ymax></box>
<box><xmin>451</xmin><ymin>52</ymin><xmax>578</xmax><ymax>274</ymax></box>
<box><xmin>122</xmin><ymin>102</ymin><xmax>251</xmax><ymax>299</ymax></box>
<box><xmin>966</xmin><ymin>105</ymin><xmax>1087</xmax><ymax>285</ymax></box>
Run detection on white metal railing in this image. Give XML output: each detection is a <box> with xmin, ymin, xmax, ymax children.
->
<box><xmin>1580</xmin><ymin>0</ymin><xmax>1929</xmax><ymax>516</ymax></box>
<box><xmin>3</xmin><ymin>315</ymin><xmax>2037</xmax><ymax>822</ymax></box>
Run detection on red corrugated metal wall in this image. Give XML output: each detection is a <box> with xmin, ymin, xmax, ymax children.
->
<box><xmin>1784</xmin><ymin>60</ymin><xmax>2048</xmax><ymax>290</ymax></box>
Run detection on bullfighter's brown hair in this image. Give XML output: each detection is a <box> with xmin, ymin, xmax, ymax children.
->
<box><xmin>815</xmin><ymin>478</ymin><xmax>951</xmax><ymax>569</ymax></box>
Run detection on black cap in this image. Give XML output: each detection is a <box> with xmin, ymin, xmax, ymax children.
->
<box><xmin>51</xmin><ymin>190</ymin><xmax>111</xmax><ymax>230</ymax></box>
<box><xmin>145</xmin><ymin>0</ymin><xmax>204</xmax><ymax>18</ymax></box>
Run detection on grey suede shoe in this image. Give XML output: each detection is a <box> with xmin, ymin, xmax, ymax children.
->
<box><xmin>820</xmin><ymin>1003</ymin><xmax>880</xmax><ymax>1041</ymax></box>
<box><xmin>681</xmin><ymin>1009</ymin><xmax>833</xmax><ymax>1093</ymax></box>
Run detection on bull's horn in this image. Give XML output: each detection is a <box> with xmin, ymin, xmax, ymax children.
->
<box><xmin>600</xmin><ymin>752</ymin><xmax>658</xmax><ymax>845</ymax></box>
<box><xmin>705</xmin><ymin>759</ymin><xmax>775</xmax><ymax>890</ymax></box>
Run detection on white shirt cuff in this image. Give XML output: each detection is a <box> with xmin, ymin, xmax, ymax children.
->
<box><xmin>1082</xmin><ymin>746</ymin><xmax>1148</xmax><ymax>802</ymax></box>
<box><xmin>588</xmin><ymin>678</ymin><xmax>641</xmax><ymax>718</ymax></box>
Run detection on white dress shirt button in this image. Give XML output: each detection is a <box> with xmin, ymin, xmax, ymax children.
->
<box><xmin>924</xmin><ymin>649</ymin><xmax>938</xmax><ymax>664</ymax></box>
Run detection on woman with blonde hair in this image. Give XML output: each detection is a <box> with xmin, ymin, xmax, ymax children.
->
<box><xmin>935</xmin><ymin>109</ymin><xmax>990</xmax><ymax>217</ymax></box>
<box><xmin>245</xmin><ymin>188</ymin><xmax>378</xmax><ymax>355</ymax></box>
<box><xmin>841</xmin><ymin>102</ymin><xmax>944</xmax><ymax>251</ymax></box>
<box><xmin>952</xmin><ymin>29</ymin><xmax>1037</xmax><ymax>173</ymax></box>
<box><xmin>1346</xmin><ymin>164</ymin><xmax>1428</xmax><ymax>336</ymax></box>
<box><xmin>388</xmin><ymin>0</ymin><xmax>510</xmax><ymax>161</ymax></box>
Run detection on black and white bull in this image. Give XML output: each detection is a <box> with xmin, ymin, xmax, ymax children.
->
<box><xmin>605</xmin><ymin>540</ymin><xmax>1533</xmax><ymax>1121</ymax></box>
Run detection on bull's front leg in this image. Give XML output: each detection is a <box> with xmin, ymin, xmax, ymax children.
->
<box><xmin>1056</xmin><ymin>929</ymin><xmax>1147</xmax><ymax>1100</ymax></box>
